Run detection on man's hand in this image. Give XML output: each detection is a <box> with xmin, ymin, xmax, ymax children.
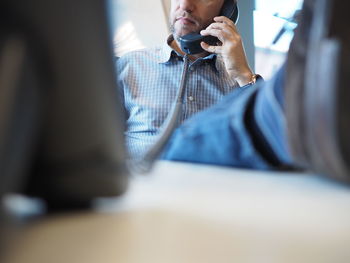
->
<box><xmin>200</xmin><ymin>16</ymin><xmax>253</xmax><ymax>86</ymax></box>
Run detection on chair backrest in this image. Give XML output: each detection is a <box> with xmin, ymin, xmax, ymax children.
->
<box><xmin>0</xmin><ymin>0</ymin><xmax>129</xmax><ymax>210</ymax></box>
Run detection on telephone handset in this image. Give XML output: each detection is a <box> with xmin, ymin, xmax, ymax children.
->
<box><xmin>179</xmin><ymin>0</ymin><xmax>239</xmax><ymax>55</ymax></box>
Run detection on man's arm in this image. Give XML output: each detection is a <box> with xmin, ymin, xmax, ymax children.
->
<box><xmin>161</xmin><ymin>66</ymin><xmax>294</xmax><ymax>170</ymax></box>
<box><xmin>200</xmin><ymin>16</ymin><xmax>254</xmax><ymax>86</ymax></box>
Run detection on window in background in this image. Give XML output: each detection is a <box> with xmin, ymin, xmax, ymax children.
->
<box><xmin>109</xmin><ymin>0</ymin><xmax>169</xmax><ymax>57</ymax></box>
<box><xmin>254</xmin><ymin>0</ymin><xmax>303</xmax><ymax>79</ymax></box>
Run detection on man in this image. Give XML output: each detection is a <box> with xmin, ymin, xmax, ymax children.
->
<box><xmin>162</xmin><ymin>0</ymin><xmax>350</xmax><ymax>182</ymax></box>
<box><xmin>161</xmin><ymin>0</ymin><xmax>308</xmax><ymax>170</ymax></box>
<box><xmin>117</xmin><ymin>0</ymin><xmax>257</xmax><ymax>159</ymax></box>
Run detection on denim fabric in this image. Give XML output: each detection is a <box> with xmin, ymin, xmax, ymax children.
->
<box><xmin>161</xmin><ymin>66</ymin><xmax>293</xmax><ymax>169</ymax></box>
<box><xmin>254</xmin><ymin>66</ymin><xmax>293</xmax><ymax>167</ymax></box>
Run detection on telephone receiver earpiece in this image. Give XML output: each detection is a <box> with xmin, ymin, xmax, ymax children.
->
<box><xmin>179</xmin><ymin>0</ymin><xmax>239</xmax><ymax>55</ymax></box>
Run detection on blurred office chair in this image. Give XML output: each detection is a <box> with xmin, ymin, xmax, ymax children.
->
<box><xmin>286</xmin><ymin>0</ymin><xmax>350</xmax><ymax>181</ymax></box>
<box><xmin>0</xmin><ymin>0</ymin><xmax>129</xmax><ymax>210</ymax></box>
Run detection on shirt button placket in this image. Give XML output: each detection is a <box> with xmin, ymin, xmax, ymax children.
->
<box><xmin>183</xmin><ymin>65</ymin><xmax>193</xmax><ymax>120</ymax></box>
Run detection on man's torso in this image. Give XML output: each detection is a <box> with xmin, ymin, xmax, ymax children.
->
<box><xmin>117</xmin><ymin>43</ymin><xmax>239</xmax><ymax>159</ymax></box>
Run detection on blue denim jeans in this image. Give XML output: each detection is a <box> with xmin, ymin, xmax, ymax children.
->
<box><xmin>161</xmin><ymin>66</ymin><xmax>294</xmax><ymax>170</ymax></box>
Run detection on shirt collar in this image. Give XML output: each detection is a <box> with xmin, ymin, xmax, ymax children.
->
<box><xmin>157</xmin><ymin>35</ymin><xmax>179</xmax><ymax>64</ymax></box>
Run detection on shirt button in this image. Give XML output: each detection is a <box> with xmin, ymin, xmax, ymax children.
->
<box><xmin>188</xmin><ymin>96</ymin><xmax>194</xmax><ymax>101</ymax></box>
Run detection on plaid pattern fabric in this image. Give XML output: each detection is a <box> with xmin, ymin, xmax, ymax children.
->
<box><xmin>116</xmin><ymin>36</ymin><xmax>239</xmax><ymax>159</ymax></box>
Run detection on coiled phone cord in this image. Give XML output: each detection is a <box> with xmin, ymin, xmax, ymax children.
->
<box><xmin>130</xmin><ymin>54</ymin><xmax>190</xmax><ymax>173</ymax></box>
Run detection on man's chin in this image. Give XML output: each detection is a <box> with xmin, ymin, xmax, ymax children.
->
<box><xmin>173</xmin><ymin>23</ymin><xmax>201</xmax><ymax>37</ymax></box>
<box><xmin>174</xmin><ymin>29</ymin><xmax>200</xmax><ymax>39</ymax></box>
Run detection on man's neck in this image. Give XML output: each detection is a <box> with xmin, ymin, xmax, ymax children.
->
<box><xmin>170</xmin><ymin>37</ymin><xmax>209</xmax><ymax>62</ymax></box>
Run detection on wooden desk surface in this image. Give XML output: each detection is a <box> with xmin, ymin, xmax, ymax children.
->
<box><xmin>4</xmin><ymin>161</ymin><xmax>350</xmax><ymax>263</ymax></box>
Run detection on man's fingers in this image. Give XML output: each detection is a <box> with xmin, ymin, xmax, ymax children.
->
<box><xmin>200</xmin><ymin>42</ymin><xmax>222</xmax><ymax>54</ymax></box>
<box><xmin>205</xmin><ymin>22</ymin><xmax>231</xmax><ymax>31</ymax></box>
<box><xmin>202</xmin><ymin>23</ymin><xmax>235</xmax><ymax>37</ymax></box>
<box><xmin>200</xmin><ymin>28</ymin><xmax>225</xmax><ymax>42</ymax></box>
<box><xmin>214</xmin><ymin>16</ymin><xmax>235</xmax><ymax>26</ymax></box>
<box><xmin>213</xmin><ymin>16</ymin><xmax>239</xmax><ymax>34</ymax></box>
<box><xmin>200</xmin><ymin>28</ymin><xmax>234</xmax><ymax>43</ymax></box>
